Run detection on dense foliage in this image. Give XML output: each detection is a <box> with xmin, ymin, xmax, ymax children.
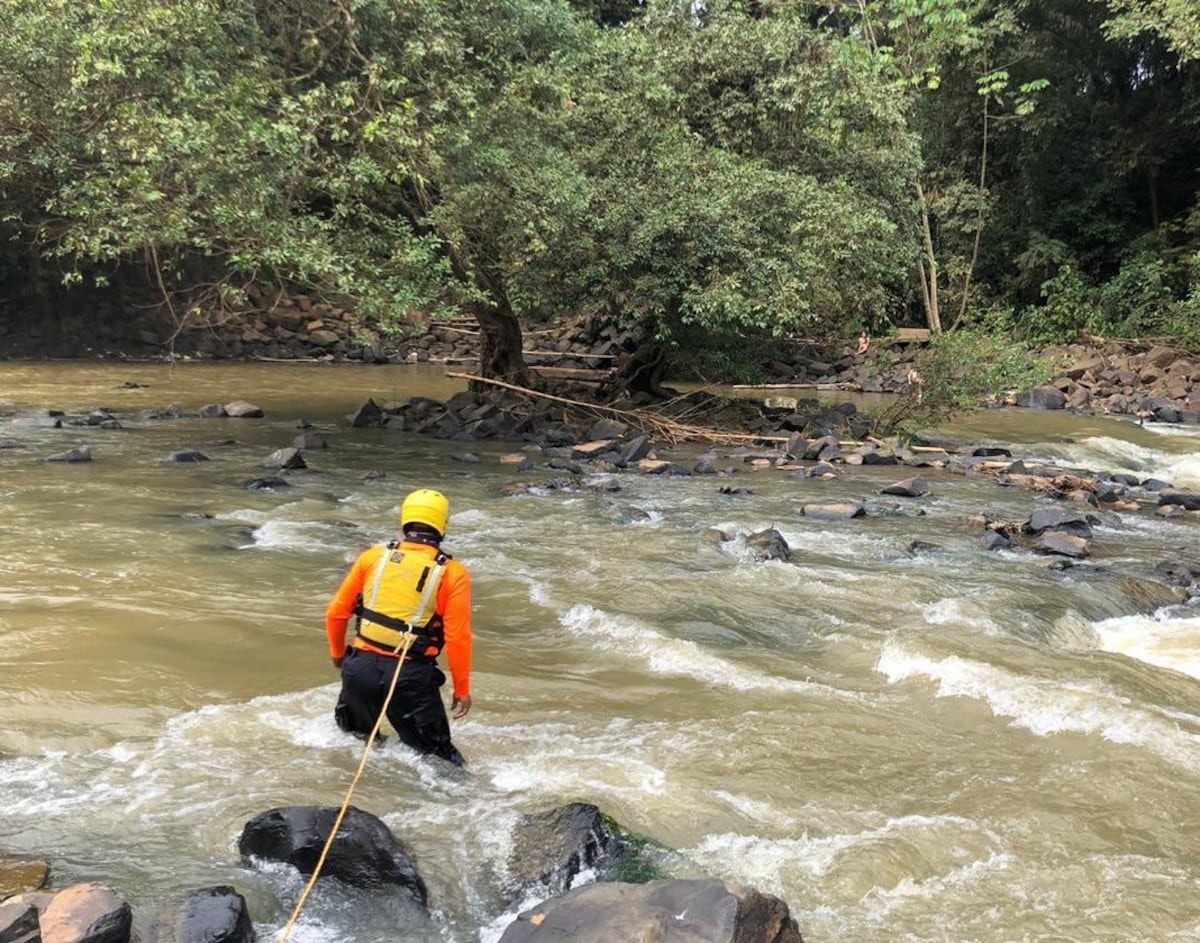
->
<box><xmin>1</xmin><ymin>0</ymin><xmax>1198</xmax><ymax>380</ymax></box>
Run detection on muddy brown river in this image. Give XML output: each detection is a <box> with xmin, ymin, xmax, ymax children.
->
<box><xmin>2</xmin><ymin>361</ymin><xmax>1200</xmax><ymax>943</ymax></box>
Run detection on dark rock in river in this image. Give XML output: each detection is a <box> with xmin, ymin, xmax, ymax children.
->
<box><xmin>198</xmin><ymin>404</ymin><xmax>227</xmax><ymax>418</ymax></box>
<box><xmin>349</xmin><ymin>398</ymin><xmax>384</xmax><ymax>428</ymax></box>
<box><xmin>745</xmin><ymin>528</ymin><xmax>790</xmax><ymax>562</ymax></box>
<box><xmin>244</xmin><ymin>477</ymin><xmax>290</xmax><ymax>491</ymax></box>
<box><xmin>39</xmin><ymin>883</ymin><xmax>131</xmax><ymax>943</ymax></box>
<box><xmin>144</xmin><ymin>886</ymin><xmax>255</xmax><ymax>943</ymax></box>
<box><xmin>981</xmin><ymin>530</ymin><xmax>1013</xmax><ymax>551</ymax></box>
<box><xmin>1158</xmin><ymin>490</ymin><xmax>1200</xmax><ymax>511</ymax></box>
<box><xmin>1027</xmin><ymin>507</ymin><xmax>1094</xmax><ymax>539</ymax></box>
<box><xmin>239</xmin><ymin>805</ymin><xmax>427</xmax><ymax>904</ymax></box>
<box><xmin>161</xmin><ymin>450</ymin><xmax>209</xmax><ymax>463</ymax></box>
<box><xmin>508</xmin><ymin>803</ymin><xmax>634</xmax><ymax>894</ymax></box>
<box><xmin>497</xmin><ymin>878</ymin><xmax>803</xmax><ymax>943</ymax></box>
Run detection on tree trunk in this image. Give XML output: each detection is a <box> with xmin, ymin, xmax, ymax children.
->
<box><xmin>472</xmin><ymin>300</ymin><xmax>529</xmax><ymax>388</ymax></box>
<box><xmin>615</xmin><ymin>340</ymin><xmax>675</xmax><ymax>400</ymax></box>
<box><xmin>915</xmin><ymin>180</ymin><xmax>943</xmax><ymax>334</ymax></box>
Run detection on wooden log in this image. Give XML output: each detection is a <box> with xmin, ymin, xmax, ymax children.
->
<box><xmin>529</xmin><ymin>365</ymin><xmax>613</xmax><ymax>382</ymax></box>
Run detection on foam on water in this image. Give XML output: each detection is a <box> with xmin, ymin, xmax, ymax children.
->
<box><xmin>245</xmin><ymin>519</ymin><xmax>354</xmax><ymax>552</ymax></box>
<box><xmin>688</xmin><ymin>812</ymin><xmax>998</xmax><ymax>894</ymax></box>
<box><xmin>1054</xmin><ymin>434</ymin><xmax>1200</xmax><ymax>487</ymax></box>
<box><xmin>560</xmin><ymin>603</ymin><xmax>857</xmax><ymax>699</ymax></box>
<box><xmin>876</xmin><ymin>640</ymin><xmax>1200</xmax><ymax>770</ymax></box>
<box><xmin>1092</xmin><ymin>612</ymin><xmax>1200</xmax><ymax>681</ymax></box>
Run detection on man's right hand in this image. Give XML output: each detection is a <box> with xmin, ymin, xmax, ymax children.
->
<box><xmin>332</xmin><ymin>656</ymin><xmax>344</xmax><ymax>670</ymax></box>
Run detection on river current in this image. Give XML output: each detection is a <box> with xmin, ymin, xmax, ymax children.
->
<box><xmin>2</xmin><ymin>361</ymin><xmax>1200</xmax><ymax>943</ymax></box>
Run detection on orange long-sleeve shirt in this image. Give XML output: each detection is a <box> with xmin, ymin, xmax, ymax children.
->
<box><xmin>325</xmin><ymin>541</ymin><xmax>472</xmax><ymax>699</ymax></box>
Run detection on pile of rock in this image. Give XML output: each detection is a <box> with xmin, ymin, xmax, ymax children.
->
<box><xmin>0</xmin><ymin>802</ymin><xmax>803</xmax><ymax>943</ymax></box>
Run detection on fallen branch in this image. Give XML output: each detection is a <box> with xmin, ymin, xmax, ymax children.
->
<box><xmin>446</xmin><ymin>372</ymin><xmax>790</xmax><ymax>445</ymax></box>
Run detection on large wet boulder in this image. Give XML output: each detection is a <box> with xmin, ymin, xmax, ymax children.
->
<box><xmin>143</xmin><ymin>886</ymin><xmax>255</xmax><ymax>943</ymax></box>
<box><xmin>498</xmin><ymin>878</ymin><xmax>803</xmax><ymax>943</ymax></box>
<box><xmin>238</xmin><ymin>806</ymin><xmax>427</xmax><ymax>905</ymax></box>
<box><xmin>508</xmin><ymin>803</ymin><xmax>633</xmax><ymax>894</ymax></box>
<box><xmin>39</xmin><ymin>883</ymin><xmax>131</xmax><ymax>943</ymax></box>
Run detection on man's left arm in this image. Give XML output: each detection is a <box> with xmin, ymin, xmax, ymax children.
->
<box><xmin>441</xmin><ymin>562</ymin><xmax>473</xmax><ymax>718</ymax></box>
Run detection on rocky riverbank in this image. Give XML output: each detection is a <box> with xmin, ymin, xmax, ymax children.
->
<box><xmin>2</xmin><ymin>289</ymin><xmax>1199</xmax><ymax>425</ymax></box>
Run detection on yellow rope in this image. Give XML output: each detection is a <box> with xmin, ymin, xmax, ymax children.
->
<box><xmin>278</xmin><ymin>632</ymin><xmax>418</xmax><ymax>943</ymax></box>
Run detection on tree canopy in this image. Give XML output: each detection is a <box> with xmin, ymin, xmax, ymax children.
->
<box><xmin>1</xmin><ymin>0</ymin><xmax>1198</xmax><ymax>380</ymax></box>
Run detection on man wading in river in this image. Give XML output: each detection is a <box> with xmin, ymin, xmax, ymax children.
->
<box><xmin>326</xmin><ymin>488</ymin><xmax>472</xmax><ymax>766</ymax></box>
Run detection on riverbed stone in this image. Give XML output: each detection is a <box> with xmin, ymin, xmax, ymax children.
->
<box><xmin>238</xmin><ymin>805</ymin><xmax>427</xmax><ymax>904</ymax></box>
<box><xmin>39</xmin><ymin>884</ymin><xmax>130</xmax><ymax>943</ymax></box>
<box><xmin>981</xmin><ymin>530</ymin><xmax>1013</xmax><ymax>551</ymax></box>
<box><xmin>44</xmin><ymin>447</ymin><xmax>92</xmax><ymax>464</ymax></box>
<box><xmin>143</xmin><ymin>886</ymin><xmax>255</xmax><ymax>943</ymax></box>
<box><xmin>198</xmin><ymin>404</ymin><xmax>227</xmax><ymax>418</ymax></box>
<box><xmin>801</xmin><ymin>502</ymin><xmax>864</xmax><ymax>519</ymax></box>
<box><xmin>223</xmin><ymin>401</ymin><xmax>265</xmax><ymax>418</ymax></box>
<box><xmin>0</xmin><ymin>901</ymin><xmax>39</xmax><ymax>943</ymax></box>
<box><xmin>619</xmin><ymin>434</ymin><xmax>652</xmax><ymax>465</ymax></box>
<box><xmin>1036</xmin><ymin>531</ymin><xmax>1091</xmax><ymax>557</ymax></box>
<box><xmin>1157</xmin><ymin>490</ymin><xmax>1200</xmax><ymax>511</ymax></box>
<box><xmin>498</xmin><ymin>878</ymin><xmax>803</xmax><ymax>943</ymax></box>
<box><xmin>1027</xmin><ymin>507</ymin><xmax>1094</xmax><ymax>538</ymax></box>
<box><xmin>244</xmin><ymin>477</ymin><xmax>289</xmax><ymax>491</ymax></box>
<box><xmin>13</xmin><ymin>412</ymin><xmax>63</xmax><ymax>429</ymax></box>
<box><xmin>880</xmin><ymin>477</ymin><xmax>929</xmax><ymax>497</ymax></box>
<box><xmin>261</xmin><ymin>447</ymin><xmax>305</xmax><ymax>470</ymax></box>
<box><xmin>160</xmin><ymin>451</ymin><xmax>209</xmax><ymax>463</ymax></box>
<box><xmin>745</xmin><ymin>528</ymin><xmax>790</xmax><ymax>561</ymax></box>
<box><xmin>292</xmin><ymin>431</ymin><xmax>327</xmax><ymax>450</ymax></box>
<box><xmin>0</xmin><ymin>856</ymin><xmax>49</xmax><ymax>901</ymax></box>
<box><xmin>1016</xmin><ymin>386</ymin><xmax>1067</xmax><ymax>409</ymax></box>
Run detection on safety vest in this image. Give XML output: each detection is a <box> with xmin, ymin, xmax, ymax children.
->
<box><xmin>352</xmin><ymin>542</ymin><xmax>450</xmax><ymax>656</ymax></box>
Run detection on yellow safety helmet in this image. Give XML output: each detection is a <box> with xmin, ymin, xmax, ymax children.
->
<box><xmin>400</xmin><ymin>488</ymin><xmax>450</xmax><ymax>537</ymax></box>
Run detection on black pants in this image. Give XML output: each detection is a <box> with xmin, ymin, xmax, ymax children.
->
<box><xmin>336</xmin><ymin>649</ymin><xmax>464</xmax><ymax>766</ymax></box>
